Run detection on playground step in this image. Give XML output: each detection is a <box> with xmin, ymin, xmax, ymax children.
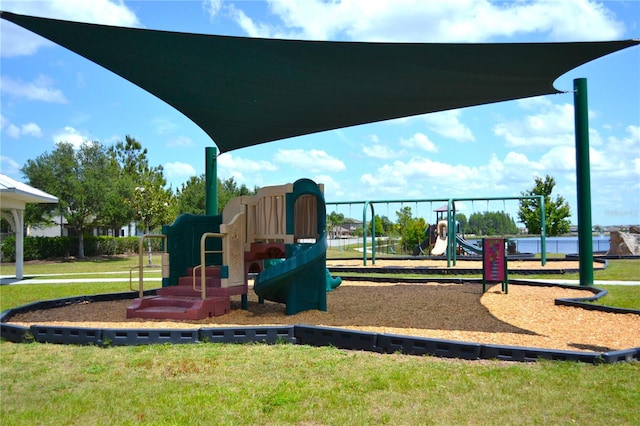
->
<box><xmin>126</xmin><ymin>295</ymin><xmax>230</xmax><ymax>320</ymax></box>
<box><xmin>131</xmin><ymin>296</ymin><xmax>196</xmax><ymax>308</ymax></box>
<box><xmin>157</xmin><ymin>285</ymin><xmax>221</xmax><ymax>297</ymax></box>
<box><xmin>177</xmin><ymin>275</ymin><xmax>221</xmax><ymax>288</ymax></box>
<box><xmin>186</xmin><ymin>266</ymin><xmax>222</xmax><ymax>277</ymax></box>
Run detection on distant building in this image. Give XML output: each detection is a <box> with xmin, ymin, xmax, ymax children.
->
<box><xmin>26</xmin><ymin>216</ymin><xmax>139</xmax><ymax>238</ymax></box>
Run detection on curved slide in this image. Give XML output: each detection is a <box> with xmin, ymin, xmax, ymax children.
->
<box><xmin>456</xmin><ymin>234</ymin><xmax>483</xmax><ymax>255</ymax></box>
<box><xmin>431</xmin><ymin>235</ymin><xmax>448</xmax><ymax>256</ymax></box>
<box><xmin>431</xmin><ymin>220</ymin><xmax>449</xmax><ymax>256</ymax></box>
<box><xmin>254</xmin><ymin>235</ymin><xmax>331</xmax><ymax>315</ymax></box>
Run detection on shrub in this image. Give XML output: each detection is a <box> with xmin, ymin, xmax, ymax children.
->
<box><xmin>0</xmin><ymin>235</ymin><xmax>157</xmax><ymax>261</ymax></box>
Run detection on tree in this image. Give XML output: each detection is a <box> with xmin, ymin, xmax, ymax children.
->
<box><xmin>518</xmin><ymin>175</ymin><xmax>571</xmax><ymax>236</ymax></box>
<box><xmin>380</xmin><ymin>215</ymin><xmax>395</xmax><ymax>236</ymax></box>
<box><xmin>456</xmin><ymin>213</ymin><xmax>467</xmax><ymax>233</ymax></box>
<box><xmin>467</xmin><ymin>211</ymin><xmax>518</xmax><ymax>235</ymax></box>
<box><xmin>104</xmin><ymin>136</ymin><xmax>152</xmax><ymax>234</ymax></box>
<box><xmin>128</xmin><ymin>166</ymin><xmax>173</xmax><ymax>234</ymax></box>
<box><xmin>108</xmin><ymin>135</ymin><xmax>149</xmax><ymax>177</ymax></box>
<box><xmin>175</xmin><ymin>175</ymin><xmax>207</xmax><ymax>215</ymax></box>
<box><xmin>22</xmin><ymin>142</ymin><xmax>111</xmax><ymax>258</ymax></box>
<box><xmin>217</xmin><ymin>176</ymin><xmax>254</xmax><ymax>211</ymax></box>
<box><xmin>369</xmin><ymin>214</ymin><xmax>384</xmax><ymax>237</ymax></box>
<box><xmin>173</xmin><ymin>175</ymin><xmax>258</xmax><ymax>217</ymax></box>
<box><xmin>395</xmin><ymin>206</ymin><xmax>427</xmax><ymax>252</ymax></box>
<box><xmin>326</xmin><ymin>211</ymin><xmax>345</xmax><ymax>238</ymax></box>
<box><xmin>98</xmin><ymin>155</ymin><xmax>133</xmax><ymax>236</ymax></box>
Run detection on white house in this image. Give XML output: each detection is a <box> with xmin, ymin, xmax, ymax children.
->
<box><xmin>0</xmin><ymin>174</ymin><xmax>59</xmax><ymax>279</ymax></box>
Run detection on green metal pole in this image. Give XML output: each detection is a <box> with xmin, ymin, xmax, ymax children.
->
<box><xmin>205</xmin><ymin>147</ymin><xmax>218</xmax><ymax>215</ymax></box>
<box><xmin>362</xmin><ymin>201</ymin><xmax>376</xmax><ymax>266</ymax></box>
<box><xmin>446</xmin><ymin>199</ymin><xmax>453</xmax><ymax>267</ymax></box>
<box><xmin>574</xmin><ymin>78</ymin><xmax>594</xmax><ymax>286</ymax></box>
<box><xmin>362</xmin><ymin>202</ymin><xmax>368</xmax><ymax>266</ymax></box>
<box><xmin>539</xmin><ymin>195</ymin><xmax>546</xmax><ymax>266</ymax></box>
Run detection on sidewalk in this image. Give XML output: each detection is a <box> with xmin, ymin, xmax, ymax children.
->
<box><xmin>0</xmin><ymin>270</ymin><xmax>162</xmax><ymax>286</ymax></box>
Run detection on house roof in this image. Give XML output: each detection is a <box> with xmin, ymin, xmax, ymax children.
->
<box><xmin>2</xmin><ymin>11</ymin><xmax>637</xmax><ymax>154</ymax></box>
<box><xmin>0</xmin><ymin>174</ymin><xmax>59</xmax><ymax>208</ymax></box>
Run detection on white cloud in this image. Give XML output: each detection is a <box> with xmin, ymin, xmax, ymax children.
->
<box><xmin>423</xmin><ymin>110</ymin><xmax>475</xmax><ymax>143</ymax></box>
<box><xmin>275</xmin><ymin>149</ymin><xmax>345</xmax><ymax>173</ymax></box>
<box><xmin>0</xmin><ymin>75</ymin><xmax>67</xmax><ymax>103</ymax></box>
<box><xmin>218</xmin><ymin>152</ymin><xmax>278</xmax><ymax>174</ymax></box>
<box><xmin>1</xmin><ymin>0</ymin><xmax>141</xmax><ymax>57</ymax></box>
<box><xmin>216</xmin><ymin>152</ymin><xmax>278</xmax><ymax>188</ymax></box>
<box><xmin>605</xmin><ymin>125</ymin><xmax>640</xmax><ymax>163</ymax></box>
<box><xmin>353</xmin><ymin>119</ymin><xmax>638</xmax><ymax>223</ymax></box>
<box><xmin>227</xmin><ymin>0</ymin><xmax>624</xmax><ymax>42</ymax></box>
<box><xmin>494</xmin><ymin>98</ymin><xmax>576</xmax><ymax>148</ymax></box>
<box><xmin>362</xmin><ymin>135</ymin><xmax>405</xmax><ymax>159</ymax></box>
<box><xmin>314</xmin><ymin>174</ymin><xmax>344</xmax><ymax>198</ymax></box>
<box><xmin>0</xmin><ymin>115</ymin><xmax>43</xmax><ymax>139</ymax></box>
<box><xmin>20</xmin><ymin>122</ymin><xmax>43</xmax><ymax>138</ymax></box>
<box><xmin>362</xmin><ymin>144</ymin><xmax>398</xmax><ymax>159</ymax></box>
<box><xmin>591</xmin><ymin>125</ymin><xmax>640</xmax><ymax>180</ymax></box>
<box><xmin>228</xmin><ymin>5</ymin><xmax>276</xmax><ymax>39</ymax></box>
<box><xmin>52</xmin><ymin>126</ymin><xmax>90</xmax><ymax>148</ymax></box>
<box><xmin>203</xmin><ymin>0</ymin><xmax>223</xmax><ymax>19</ymax></box>
<box><xmin>6</xmin><ymin>124</ymin><xmax>21</xmax><ymax>139</ymax></box>
<box><xmin>355</xmin><ymin>149</ymin><xmax>545</xmax><ymax>201</ymax></box>
<box><xmin>362</xmin><ymin>134</ymin><xmax>404</xmax><ymax>160</ymax></box>
<box><xmin>166</xmin><ymin>136</ymin><xmax>195</xmax><ymax>148</ymax></box>
<box><xmin>359</xmin><ymin>162</ymin><xmax>408</xmax><ymax>195</ymax></box>
<box><xmin>0</xmin><ymin>156</ymin><xmax>21</xmax><ymax>176</ymax></box>
<box><xmin>539</xmin><ymin>146</ymin><xmax>575</xmax><ymax>172</ymax></box>
<box><xmin>400</xmin><ymin>133</ymin><xmax>438</xmax><ymax>153</ymax></box>
<box><xmin>151</xmin><ymin>117</ymin><xmax>180</xmax><ymax>136</ymax></box>
<box><xmin>164</xmin><ymin>162</ymin><xmax>197</xmax><ymax>180</ymax></box>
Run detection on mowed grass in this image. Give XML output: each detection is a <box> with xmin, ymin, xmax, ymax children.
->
<box><xmin>1</xmin><ymin>254</ymin><xmax>164</xmax><ymax>276</ymax></box>
<box><xmin>509</xmin><ymin>258</ymin><xmax>640</xmax><ymax>282</ymax></box>
<box><xmin>1</xmin><ymin>255</ymin><xmax>639</xmax><ymax>424</ymax></box>
<box><xmin>2</xmin><ymin>342</ymin><xmax>639</xmax><ymax>425</ymax></box>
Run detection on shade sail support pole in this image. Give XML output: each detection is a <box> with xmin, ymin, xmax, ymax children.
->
<box><xmin>205</xmin><ymin>147</ymin><xmax>218</xmax><ymax>216</ymax></box>
<box><xmin>574</xmin><ymin>78</ymin><xmax>594</xmax><ymax>287</ymax></box>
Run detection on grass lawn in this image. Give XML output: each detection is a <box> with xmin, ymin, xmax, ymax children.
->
<box><xmin>2</xmin><ymin>342</ymin><xmax>639</xmax><ymax>425</ymax></box>
<box><xmin>1</xmin><ymin>255</ymin><xmax>639</xmax><ymax>424</ymax></box>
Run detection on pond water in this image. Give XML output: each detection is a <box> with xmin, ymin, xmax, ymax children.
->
<box><xmin>470</xmin><ymin>236</ymin><xmax>610</xmax><ymax>255</ymax></box>
<box><xmin>329</xmin><ymin>235</ymin><xmax>611</xmax><ymax>255</ymax></box>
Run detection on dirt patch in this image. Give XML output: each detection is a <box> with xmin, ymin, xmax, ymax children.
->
<box><xmin>8</xmin><ymin>281</ymin><xmax>639</xmax><ymax>352</ymax></box>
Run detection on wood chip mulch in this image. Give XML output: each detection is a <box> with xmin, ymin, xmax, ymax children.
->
<box><xmin>8</xmin><ymin>280</ymin><xmax>639</xmax><ymax>353</ymax></box>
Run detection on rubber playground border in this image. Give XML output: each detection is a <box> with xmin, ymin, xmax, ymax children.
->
<box><xmin>1</xmin><ymin>280</ymin><xmax>638</xmax><ymax>364</ymax></box>
<box><xmin>327</xmin><ymin>256</ymin><xmax>608</xmax><ymax>275</ymax></box>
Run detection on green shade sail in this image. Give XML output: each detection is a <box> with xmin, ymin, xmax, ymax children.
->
<box><xmin>2</xmin><ymin>11</ymin><xmax>637</xmax><ymax>153</ymax></box>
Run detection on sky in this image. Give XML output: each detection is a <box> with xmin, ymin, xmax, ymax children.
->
<box><xmin>1</xmin><ymin>0</ymin><xmax>639</xmax><ymax>227</ymax></box>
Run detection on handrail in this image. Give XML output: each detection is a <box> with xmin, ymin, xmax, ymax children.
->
<box><xmin>134</xmin><ymin>234</ymin><xmax>168</xmax><ymax>298</ymax></box>
<box><xmin>129</xmin><ymin>266</ymin><xmax>138</xmax><ymax>292</ymax></box>
<box><xmin>191</xmin><ymin>264</ymin><xmax>202</xmax><ymax>293</ymax></box>
<box><xmin>195</xmin><ymin>232</ymin><xmax>226</xmax><ymax>299</ymax></box>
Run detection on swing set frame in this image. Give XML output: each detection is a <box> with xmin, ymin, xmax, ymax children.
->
<box><xmin>328</xmin><ymin>195</ymin><xmax>545</xmax><ymax>267</ymax></box>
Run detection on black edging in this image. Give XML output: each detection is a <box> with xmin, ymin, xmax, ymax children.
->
<box><xmin>328</xmin><ymin>257</ymin><xmax>608</xmax><ymax>276</ymax></box>
<box><xmin>510</xmin><ymin>279</ymin><xmax>640</xmax><ymax>315</ymax></box>
<box><xmin>1</xmin><ymin>285</ymin><xmax>638</xmax><ymax>364</ymax></box>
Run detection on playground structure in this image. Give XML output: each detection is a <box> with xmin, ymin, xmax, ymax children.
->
<box><xmin>329</xmin><ymin>196</ymin><xmax>546</xmax><ymax>267</ymax></box>
<box><xmin>414</xmin><ymin>205</ymin><xmax>473</xmax><ymax>257</ymax></box>
<box><xmin>127</xmin><ymin>178</ymin><xmax>341</xmax><ymax>320</ymax></box>
<box><xmin>2</xmin><ymin>12</ymin><xmax>637</xmax><ymax>364</ymax></box>
<box><xmin>417</xmin><ymin>219</ymin><xmax>483</xmax><ymax>257</ymax></box>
